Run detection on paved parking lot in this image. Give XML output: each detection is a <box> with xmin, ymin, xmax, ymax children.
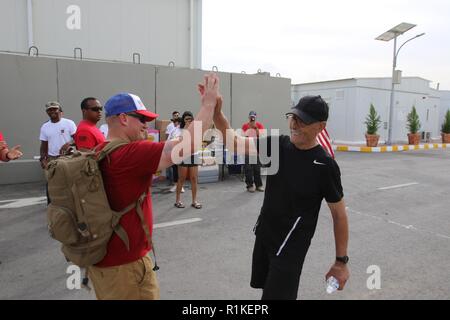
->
<box><xmin>0</xmin><ymin>149</ymin><xmax>449</xmax><ymax>300</ymax></box>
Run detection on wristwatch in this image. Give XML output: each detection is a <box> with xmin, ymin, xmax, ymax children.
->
<box><xmin>336</xmin><ymin>256</ymin><xmax>349</xmax><ymax>264</ymax></box>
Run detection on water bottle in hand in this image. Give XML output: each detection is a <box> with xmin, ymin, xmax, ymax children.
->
<box><xmin>326</xmin><ymin>276</ymin><xmax>339</xmax><ymax>294</ymax></box>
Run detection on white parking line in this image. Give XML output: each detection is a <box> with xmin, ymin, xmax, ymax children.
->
<box><xmin>377</xmin><ymin>182</ymin><xmax>419</xmax><ymax>190</ymax></box>
<box><xmin>154</xmin><ymin>218</ymin><xmax>202</xmax><ymax>229</ymax></box>
<box><xmin>0</xmin><ymin>196</ymin><xmax>47</xmax><ymax>209</ymax></box>
<box><xmin>347</xmin><ymin>207</ymin><xmax>450</xmax><ymax>240</ymax></box>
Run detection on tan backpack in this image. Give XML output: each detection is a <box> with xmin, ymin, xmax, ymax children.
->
<box><xmin>46</xmin><ymin>140</ymin><xmax>155</xmax><ymax>268</ymax></box>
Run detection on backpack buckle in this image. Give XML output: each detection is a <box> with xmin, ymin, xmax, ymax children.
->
<box><xmin>77</xmin><ymin>222</ymin><xmax>91</xmax><ymax>238</ymax></box>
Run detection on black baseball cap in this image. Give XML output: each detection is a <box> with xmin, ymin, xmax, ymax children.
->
<box><xmin>287</xmin><ymin>95</ymin><xmax>329</xmax><ymax>124</ymax></box>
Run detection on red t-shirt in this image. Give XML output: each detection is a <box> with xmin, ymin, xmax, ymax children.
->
<box><xmin>74</xmin><ymin>120</ymin><xmax>105</xmax><ymax>150</ymax></box>
<box><xmin>96</xmin><ymin>140</ymin><xmax>165</xmax><ymax>267</ymax></box>
<box><xmin>242</xmin><ymin>122</ymin><xmax>264</xmax><ymax>137</ymax></box>
<box><xmin>0</xmin><ymin>131</ymin><xmax>8</xmax><ymax>162</ymax></box>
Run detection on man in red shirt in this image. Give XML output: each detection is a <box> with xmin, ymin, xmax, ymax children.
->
<box><xmin>241</xmin><ymin>111</ymin><xmax>265</xmax><ymax>192</ymax></box>
<box><xmin>87</xmin><ymin>73</ymin><xmax>220</xmax><ymax>300</ymax></box>
<box><xmin>74</xmin><ymin>97</ymin><xmax>105</xmax><ymax>151</ymax></box>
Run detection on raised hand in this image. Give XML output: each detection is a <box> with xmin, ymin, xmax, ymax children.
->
<box><xmin>199</xmin><ymin>73</ymin><xmax>219</xmax><ymax>110</ymax></box>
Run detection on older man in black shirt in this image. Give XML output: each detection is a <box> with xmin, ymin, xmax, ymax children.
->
<box><xmin>212</xmin><ymin>94</ymin><xmax>349</xmax><ymax>300</ymax></box>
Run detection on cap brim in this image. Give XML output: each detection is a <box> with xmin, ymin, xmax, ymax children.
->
<box><xmin>286</xmin><ymin>109</ymin><xmax>317</xmax><ymax>125</ymax></box>
<box><xmin>136</xmin><ymin>110</ymin><xmax>159</xmax><ymax>122</ymax></box>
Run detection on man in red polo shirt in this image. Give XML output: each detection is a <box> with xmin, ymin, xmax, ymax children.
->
<box><xmin>241</xmin><ymin>111</ymin><xmax>265</xmax><ymax>192</ymax></box>
<box><xmin>74</xmin><ymin>97</ymin><xmax>105</xmax><ymax>151</ymax></box>
<box><xmin>87</xmin><ymin>73</ymin><xmax>220</xmax><ymax>300</ymax></box>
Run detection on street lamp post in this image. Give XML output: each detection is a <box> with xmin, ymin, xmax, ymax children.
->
<box><xmin>376</xmin><ymin>23</ymin><xmax>425</xmax><ymax>145</ymax></box>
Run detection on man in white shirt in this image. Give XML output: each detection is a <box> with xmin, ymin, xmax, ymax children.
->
<box><xmin>39</xmin><ymin>101</ymin><xmax>77</xmax><ymax>204</ymax></box>
<box><xmin>39</xmin><ymin>101</ymin><xmax>77</xmax><ymax>167</ymax></box>
<box><xmin>165</xmin><ymin>110</ymin><xmax>180</xmax><ymax>140</ymax></box>
<box><xmin>166</xmin><ymin>118</ymin><xmax>184</xmax><ymax>193</ymax></box>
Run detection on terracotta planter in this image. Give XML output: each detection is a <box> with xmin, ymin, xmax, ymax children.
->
<box><xmin>442</xmin><ymin>133</ymin><xmax>450</xmax><ymax>143</ymax></box>
<box><xmin>407</xmin><ymin>133</ymin><xmax>421</xmax><ymax>145</ymax></box>
<box><xmin>365</xmin><ymin>134</ymin><xmax>380</xmax><ymax>147</ymax></box>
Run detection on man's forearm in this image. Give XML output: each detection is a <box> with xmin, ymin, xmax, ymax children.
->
<box><xmin>40</xmin><ymin>146</ymin><xmax>47</xmax><ymax>160</ymax></box>
<box><xmin>213</xmin><ymin>111</ymin><xmax>231</xmax><ymax>140</ymax></box>
<box><xmin>333</xmin><ymin>213</ymin><xmax>349</xmax><ymax>257</ymax></box>
<box><xmin>186</xmin><ymin>104</ymin><xmax>215</xmax><ymax>152</ymax></box>
<box><xmin>329</xmin><ymin>200</ymin><xmax>349</xmax><ymax>258</ymax></box>
<box><xmin>213</xmin><ymin>111</ymin><xmax>257</xmax><ymax>156</ymax></box>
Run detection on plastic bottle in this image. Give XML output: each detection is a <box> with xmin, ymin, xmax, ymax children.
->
<box><xmin>326</xmin><ymin>276</ymin><xmax>339</xmax><ymax>294</ymax></box>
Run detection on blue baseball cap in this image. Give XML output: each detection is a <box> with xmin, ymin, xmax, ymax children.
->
<box><xmin>104</xmin><ymin>93</ymin><xmax>159</xmax><ymax>122</ymax></box>
<box><xmin>249</xmin><ymin>111</ymin><xmax>257</xmax><ymax>117</ymax></box>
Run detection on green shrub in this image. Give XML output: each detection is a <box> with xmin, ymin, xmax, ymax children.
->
<box><xmin>364</xmin><ymin>103</ymin><xmax>381</xmax><ymax>135</ymax></box>
<box><xmin>442</xmin><ymin>109</ymin><xmax>450</xmax><ymax>134</ymax></box>
<box><xmin>406</xmin><ymin>106</ymin><xmax>421</xmax><ymax>134</ymax></box>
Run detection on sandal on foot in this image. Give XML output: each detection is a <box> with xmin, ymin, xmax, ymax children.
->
<box><xmin>174</xmin><ymin>202</ymin><xmax>185</xmax><ymax>208</ymax></box>
<box><xmin>191</xmin><ymin>202</ymin><xmax>202</xmax><ymax>209</ymax></box>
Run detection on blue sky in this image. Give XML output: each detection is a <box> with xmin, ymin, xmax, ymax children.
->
<box><xmin>202</xmin><ymin>0</ymin><xmax>450</xmax><ymax>90</ymax></box>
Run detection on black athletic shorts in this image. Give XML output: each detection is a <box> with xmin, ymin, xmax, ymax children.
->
<box><xmin>180</xmin><ymin>154</ymin><xmax>200</xmax><ymax>167</ymax></box>
<box><xmin>250</xmin><ymin>232</ymin><xmax>311</xmax><ymax>300</ymax></box>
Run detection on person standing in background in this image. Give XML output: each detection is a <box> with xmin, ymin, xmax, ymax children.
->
<box><xmin>167</xmin><ymin>118</ymin><xmax>184</xmax><ymax>193</ymax></box>
<box><xmin>241</xmin><ymin>111</ymin><xmax>265</xmax><ymax>193</ymax></box>
<box><xmin>165</xmin><ymin>110</ymin><xmax>181</xmax><ymax>140</ymax></box>
<box><xmin>73</xmin><ymin>97</ymin><xmax>105</xmax><ymax>151</ymax></box>
<box><xmin>174</xmin><ymin>111</ymin><xmax>202</xmax><ymax>209</ymax></box>
<box><xmin>39</xmin><ymin>101</ymin><xmax>77</xmax><ymax>203</ymax></box>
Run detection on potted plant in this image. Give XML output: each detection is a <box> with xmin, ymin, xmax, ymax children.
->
<box><xmin>364</xmin><ymin>103</ymin><xmax>382</xmax><ymax>147</ymax></box>
<box><xmin>442</xmin><ymin>109</ymin><xmax>450</xmax><ymax>143</ymax></box>
<box><xmin>406</xmin><ymin>106</ymin><xmax>421</xmax><ymax>145</ymax></box>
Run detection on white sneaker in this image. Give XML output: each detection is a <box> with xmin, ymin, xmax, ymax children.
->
<box><xmin>169</xmin><ymin>185</ymin><xmax>177</xmax><ymax>192</ymax></box>
<box><xmin>181</xmin><ymin>187</ymin><xmax>185</xmax><ymax>193</ymax></box>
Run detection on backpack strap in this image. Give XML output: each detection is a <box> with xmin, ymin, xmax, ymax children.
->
<box><xmin>96</xmin><ymin>140</ymin><xmax>129</xmax><ymax>162</ymax></box>
<box><xmin>134</xmin><ymin>191</ymin><xmax>153</xmax><ymax>248</ymax></box>
<box><xmin>134</xmin><ymin>190</ymin><xmax>159</xmax><ymax>271</ymax></box>
<box><xmin>110</xmin><ymin>200</ymin><xmax>140</xmax><ymax>251</ymax></box>
<box><xmin>110</xmin><ymin>190</ymin><xmax>152</xmax><ymax>253</ymax></box>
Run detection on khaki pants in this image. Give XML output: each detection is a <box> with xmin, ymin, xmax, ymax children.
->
<box><xmin>88</xmin><ymin>255</ymin><xmax>160</xmax><ymax>300</ymax></box>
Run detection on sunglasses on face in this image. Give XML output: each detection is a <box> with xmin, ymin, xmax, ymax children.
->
<box><xmin>286</xmin><ymin>114</ymin><xmax>299</xmax><ymax>121</ymax></box>
<box><xmin>88</xmin><ymin>107</ymin><xmax>103</xmax><ymax>112</ymax></box>
<box><xmin>286</xmin><ymin>114</ymin><xmax>310</xmax><ymax>125</ymax></box>
<box><xmin>287</xmin><ymin>114</ymin><xmax>321</xmax><ymax>128</ymax></box>
<box><xmin>126</xmin><ymin>113</ymin><xmax>147</xmax><ymax>124</ymax></box>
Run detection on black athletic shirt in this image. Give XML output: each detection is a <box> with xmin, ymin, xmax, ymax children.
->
<box><xmin>256</xmin><ymin>135</ymin><xmax>344</xmax><ymax>246</ymax></box>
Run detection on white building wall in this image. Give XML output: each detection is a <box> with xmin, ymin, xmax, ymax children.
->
<box><xmin>0</xmin><ymin>0</ymin><xmax>202</xmax><ymax>68</ymax></box>
<box><xmin>292</xmin><ymin>79</ymin><xmax>357</xmax><ymax>143</ymax></box>
<box><xmin>292</xmin><ymin>77</ymin><xmax>444</xmax><ymax>144</ymax></box>
<box><xmin>355</xmin><ymin>86</ymin><xmax>390</xmax><ymax>144</ymax></box>
<box><xmin>0</xmin><ymin>0</ymin><xmax>28</xmax><ymax>52</ymax></box>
